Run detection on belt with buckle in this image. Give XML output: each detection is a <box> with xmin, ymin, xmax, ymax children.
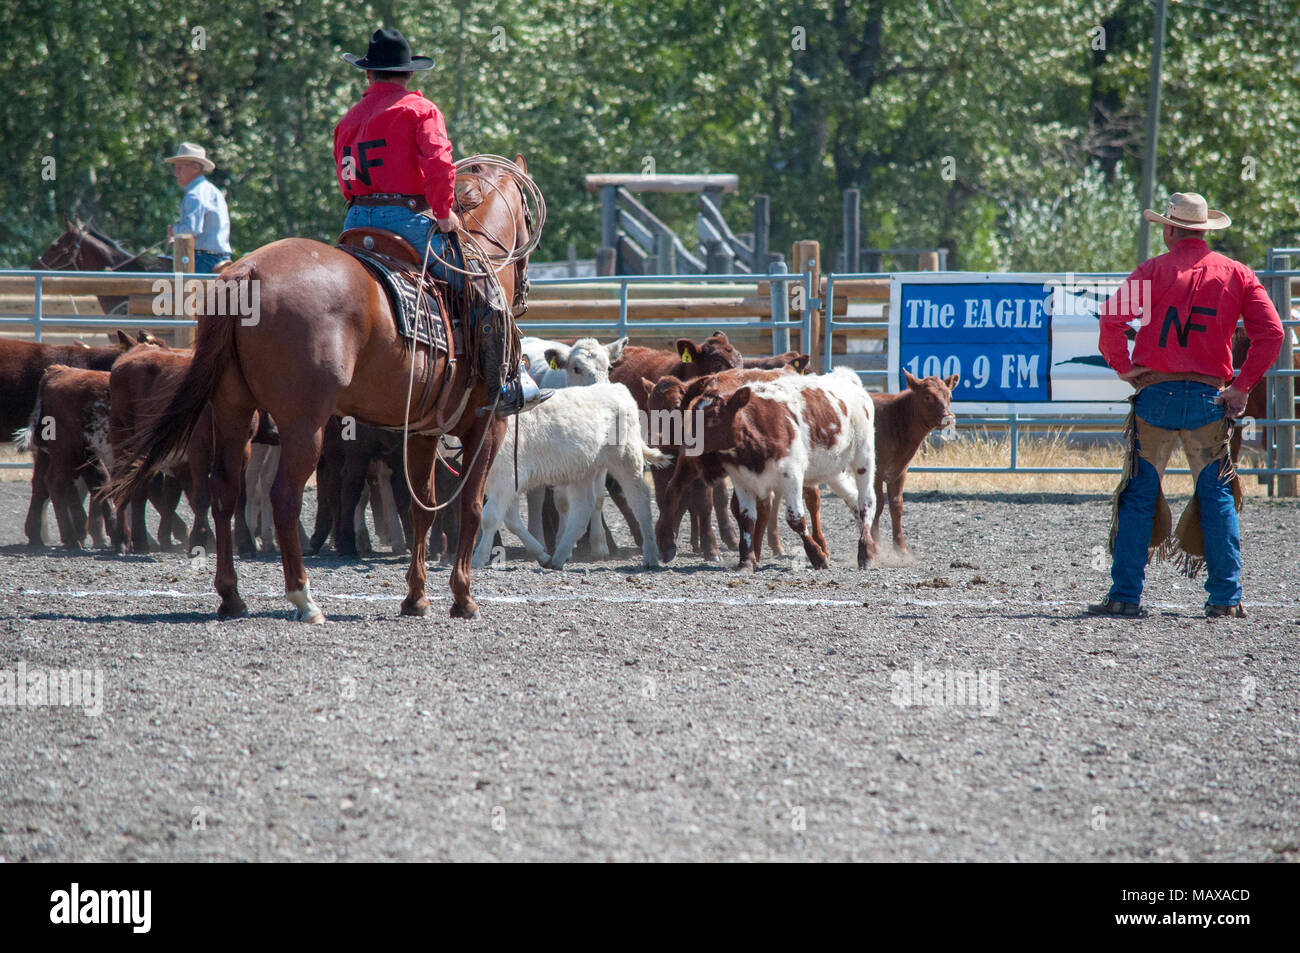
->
<box><xmin>349</xmin><ymin>193</ymin><xmax>431</xmax><ymax>213</ymax></box>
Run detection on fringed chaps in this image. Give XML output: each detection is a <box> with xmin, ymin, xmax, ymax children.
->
<box><xmin>1107</xmin><ymin>400</ymin><xmax>1243</xmax><ymax>579</ymax></box>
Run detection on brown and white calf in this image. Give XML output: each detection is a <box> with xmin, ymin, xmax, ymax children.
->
<box><xmin>870</xmin><ymin>370</ymin><xmax>958</xmax><ymax>555</ymax></box>
<box><xmin>641</xmin><ymin>366</ymin><xmax>803</xmax><ymax>561</ymax></box>
<box><xmin>659</xmin><ymin>367</ymin><xmax>877</xmax><ymax>571</ymax></box>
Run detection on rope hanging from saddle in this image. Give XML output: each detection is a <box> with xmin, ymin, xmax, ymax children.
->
<box><xmin>399</xmin><ymin>154</ymin><xmax>544</xmax><ymax>514</ymax></box>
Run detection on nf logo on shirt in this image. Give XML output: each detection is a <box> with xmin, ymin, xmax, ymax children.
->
<box><xmin>49</xmin><ymin>883</ymin><xmax>151</xmax><ymax>933</ymax></box>
<box><xmin>340</xmin><ymin>138</ymin><xmax>386</xmax><ymax>187</ymax></box>
<box><xmin>1158</xmin><ymin>304</ymin><xmax>1214</xmax><ymax>348</ymax></box>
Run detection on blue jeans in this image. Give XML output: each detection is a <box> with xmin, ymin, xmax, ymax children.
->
<box><xmin>195</xmin><ymin>250</ymin><xmax>230</xmax><ymax>274</ymax></box>
<box><xmin>1109</xmin><ymin>381</ymin><xmax>1241</xmax><ymax>606</ymax></box>
<box><xmin>342</xmin><ymin>204</ymin><xmax>464</xmax><ymax>291</ymax></box>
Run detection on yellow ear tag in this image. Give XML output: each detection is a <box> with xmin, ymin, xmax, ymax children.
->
<box><xmin>681</xmin><ymin>350</ymin><xmax>693</xmax><ymax>363</ymax></box>
<box><xmin>548</xmin><ymin>356</ymin><xmax>559</xmax><ymax>370</ymax></box>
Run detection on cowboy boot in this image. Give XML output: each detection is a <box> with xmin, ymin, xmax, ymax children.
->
<box><xmin>477</xmin><ymin>317</ymin><xmax>551</xmax><ymax>416</ymax></box>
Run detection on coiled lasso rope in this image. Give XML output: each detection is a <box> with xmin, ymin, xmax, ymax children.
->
<box><xmin>400</xmin><ymin>154</ymin><xmax>545</xmax><ymax>515</ymax></box>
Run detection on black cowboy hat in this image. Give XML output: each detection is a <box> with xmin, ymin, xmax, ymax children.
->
<box><xmin>342</xmin><ymin>28</ymin><xmax>434</xmax><ymax>71</ymax></box>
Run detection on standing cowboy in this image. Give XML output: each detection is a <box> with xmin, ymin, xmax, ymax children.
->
<box><xmin>1089</xmin><ymin>192</ymin><xmax>1284</xmax><ymax>619</ymax></box>
<box><xmin>164</xmin><ymin>142</ymin><xmax>232</xmax><ymax>274</ymax></box>
<box><xmin>333</xmin><ymin>27</ymin><xmax>546</xmax><ymax>416</ymax></box>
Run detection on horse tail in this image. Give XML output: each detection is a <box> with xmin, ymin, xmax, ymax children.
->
<box><xmin>108</xmin><ymin>265</ymin><xmax>247</xmax><ymax>503</ymax></box>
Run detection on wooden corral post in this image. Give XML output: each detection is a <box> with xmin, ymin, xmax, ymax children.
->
<box><xmin>842</xmin><ymin>189</ymin><xmax>860</xmax><ymax>273</ymax></box>
<box><xmin>705</xmin><ymin>238</ymin><xmax>731</xmax><ymax>275</ymax></box>
<box><xmin>919</xmin><ymin>250</ymin><xmax>940</xmax><ymax>272</ymax></box>
<box><xmin>791</xmin><ymin>239</ymin><xmax>820</xmax><ymax>370</ymax></box>
<box><xmin>595</xmin><ymin>247</ymin><xmax>616</xmax><ymax>277</ymax></box>
<box><xmin>752</xmin><ymin>194</ymin><xmax>770</xmax><ymax>272</ymax></box>
<box><xmin>567</xmin><ymin>242</ymin><xmax>578</xmax><ymax>277</ymax></box>
<box><xmin>599</xmin><ymin>185</ymin><xmax>618</xmax><ymax>274</ymax></box>
<box><xmin>1270</xmin><ymin>253</ymin><xmax>1296</xmax><ymax>497</ymax></box>
<box><xmin>655</xmin><ymin>229</ymin><xmax>676</xmax><ymax>275</ymax></box>
<box><xmin>173</xmin><ymin>233</ymin><xmax>195</xmax><ymax>348</ymax></box>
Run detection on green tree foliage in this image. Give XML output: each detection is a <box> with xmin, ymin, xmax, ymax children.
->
<box><xmin>3</xmin><ymin>0</ymin><xmax>1297</xmax><ymax>270</ymax></box>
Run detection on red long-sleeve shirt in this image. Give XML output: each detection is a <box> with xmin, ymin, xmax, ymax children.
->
<box><xmin>333</xmin><ymin>81</ymin><xmax>457</xmax><ymax>219</ymax></box>
<box><xmin>1098</xmin><ymin>238</ymin><xmax>1283</xmax><ymax>393</ymax></box>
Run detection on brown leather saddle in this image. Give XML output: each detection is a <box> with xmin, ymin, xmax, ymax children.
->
<box><xmin>336</xmin><ymin>228</ymin><xmax>452</xmax><ymax>353</ymax></box>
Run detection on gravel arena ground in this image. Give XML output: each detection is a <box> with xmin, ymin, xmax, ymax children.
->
<box><xmin>0</xmin><ymin>473</ymin><xmax>1297</xmax><ymax>862</ymax></box>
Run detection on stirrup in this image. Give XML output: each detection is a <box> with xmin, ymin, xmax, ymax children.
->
<box><xmin>481</xmin><ymin>363</ymin><xmax>553</xmax><ymax>417</ymax></box>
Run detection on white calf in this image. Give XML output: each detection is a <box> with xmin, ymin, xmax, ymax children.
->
<box><xmin>473</xmin><ymin>383</ymin><xmax>666</xmax><ymax>570</ymax></box>
<box><xmin>518</xmin><ymin>336</ymin><xmax>628</xmax><ymax>549</ymax></box>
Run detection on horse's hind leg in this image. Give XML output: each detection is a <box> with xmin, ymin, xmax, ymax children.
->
<box><xmin>271</xmin><ymin>421</ymin><xmax>328</xmax><ymax>624</ymax></box>
<box><xmin>400</xmin><ymin>434</ymin><xmax>439</xmax><ymax>615</ymax></box>
<box><xmin>447</xmin><ymin>416</ymin><xmax>505</xmax><ymax>620</ymax></box>
<box><xmin>210</xmin><ymin>409</ymin><xmax>254</xmax><ymax>619</ymax></box>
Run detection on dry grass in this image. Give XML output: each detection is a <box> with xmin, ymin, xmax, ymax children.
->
<box><xmin>905</xmin><ymin>428</ymin><xmax>1273</xmax><ymax>497</ymax></box>
<box><xmin>1</xmin><ymin>431</ymin><xmax>1274</xmax><ymax>497</ymax></box>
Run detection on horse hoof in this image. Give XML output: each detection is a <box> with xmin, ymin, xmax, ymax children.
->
<box><xmin>659</xmin><ymin>544</ymin><xmax>677</xmax><ymax>564</ymax></box>
<box><xmin>704</xmin><ymin>550</ymin><xmax>720</xmax><ymax>563</ymax></box>
<box><xmin>401</xmin><ymin>597</ymin><xmax>431</xmax><ymax>617</ymax></box>
<box><xmin>537</xmin><ymin>554</ymin><xmax>552</xmax><ymax>569</ymax></box>
<box><xmin>218</xmin><ymin>598</ymin><xmax>248</xmax><ymax>619</ymax></box>
<box><xmin>737</xmin><ymin>561</ymin><xmax>755</xmax><ymax>574</ymax></box>
<box><xmin>296</xmin><ymin>607</ymin><xmax>326</xmax><ymax>624</ymax></box>
<box><xmin>450</xmin><ymin>601</ymin><xmax>479</xmax><ymax>620</ymax></box>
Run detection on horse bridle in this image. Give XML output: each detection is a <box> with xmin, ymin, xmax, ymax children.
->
<box><xmin>36</xmin><ymin>232</ymin><xmax>85</xmax><ymax>270</ymax></box>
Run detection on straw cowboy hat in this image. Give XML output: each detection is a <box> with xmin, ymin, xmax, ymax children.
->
<box><xmin>1143</xmin><ymin>192</ymin><xmax>1231</xmax><ymax>231</ymax></box>
<box><xmin>342</xmin><ymin>28</ymin><xmax>434</xmax><ymax>71</ymax></box>
<box><xmin>163</xmin><ymin>142</ymin><xmax>215</xmax><ymax>175</ymax></box>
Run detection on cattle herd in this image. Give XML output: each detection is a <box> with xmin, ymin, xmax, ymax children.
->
<box><xmin>2</xmin><ymin>329</ymin><xmax>959</xmax><ymax>580</ymax></box>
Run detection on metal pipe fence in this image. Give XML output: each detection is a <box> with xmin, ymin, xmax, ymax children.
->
<box><xmin>4</xmin><ymin>262</ymin><xmax>1297</xmax><ymax>488</ymax></box>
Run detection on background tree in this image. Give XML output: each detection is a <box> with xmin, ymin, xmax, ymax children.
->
<box><xmin>2</xmin><ymin>0</ymin><xmax>1297</xmax><ymax>271</ymax></box>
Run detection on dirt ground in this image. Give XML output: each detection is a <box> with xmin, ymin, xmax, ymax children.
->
<box><xmin>0</xmin><ymin>475</ymin><xmax>1297</xmax><ymax>862</ymax></box>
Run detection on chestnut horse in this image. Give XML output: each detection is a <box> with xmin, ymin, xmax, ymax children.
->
<box><xmin>111</xmin><ymin>155</ymin><xmax>533</xmax><ymax>623</ymax></box>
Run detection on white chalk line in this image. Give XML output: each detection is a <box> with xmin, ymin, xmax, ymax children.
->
<box><xmin>4</xmin><ymin>586</ymin><xmax>1294</xmax><ymax>611</ymax></box>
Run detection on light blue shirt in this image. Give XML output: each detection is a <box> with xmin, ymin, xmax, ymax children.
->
<box><xmin>174</xmin><ymin>175</ymin><xmax>231</xmax><ymax>256</ymax></box>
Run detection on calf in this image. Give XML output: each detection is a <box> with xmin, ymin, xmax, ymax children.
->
<box><xmin>658</xmin><ymin>367</ymin><xmax>877</xmax><ymax>571</ymax></box>
<box><xmin>8</xmin><ymin>332</ymin><xmax>136</xmax><ymax>546</ymax></box>
<box><xmin>517</xmin><ymin>336</ymin><xmax>630</xmax><ymax>550</ymax></box>
<box><xmin>19</xmin><ymin>365</ymin><xmax>115</xmax><ymax>550</ymax></box>
<box><xmin>610</xmin><ymin>331</ymin><xmax>745</xmax><ymax>552</ymax></box>
<box><xmin>108</xmin><ymin>345</ymin><xmax>215</xmax><ymax>553</ymax></box>
<box><xmin>309</xmin><ymin>416</ymin><xmax>412</xmax><ymax>558</ymax></box>
<box><xmin>472</xmin><ymin>383</ymin><xmax>667</xmax><ymax>570</ymax></box>
<box><xmin>639</xmin><ymin>367</ymin><xmax>793</xmax><ymax>561</ymax></box>
<box><xmin>870</xmin><ymin>370</ymin><xmax>958</xmax><ymax>555</ymax></box>
<box><xmin>743</xmin><ymin>351</ymin><xmax>810</xmax><ymax>373</ymax></box>
<box><xmin>521</xmin><ymin>335</ymin><xmax>627</xmax><ymax>391</ymax></box>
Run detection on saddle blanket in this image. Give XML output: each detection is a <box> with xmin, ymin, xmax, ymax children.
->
<box><xmin>338</xmin><ymin>245</ymin><xmax>449</xmax><ymax>352</ymax></box>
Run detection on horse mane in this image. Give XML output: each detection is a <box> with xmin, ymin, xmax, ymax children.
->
<box><xmin>84</xmin><ymin>223</ymin><xmax>134</xmax><ymax>261</ymax></box>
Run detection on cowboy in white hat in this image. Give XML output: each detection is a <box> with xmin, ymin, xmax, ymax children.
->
<box><xmin>164</xmin><ymin>142</ymin><xmax>232</xmax><ymax>274</ymax></box>
<box><xmin>1089</xmin><ymin>191</ymin><xmax>1284</xmax><ymax>619</ymax></box>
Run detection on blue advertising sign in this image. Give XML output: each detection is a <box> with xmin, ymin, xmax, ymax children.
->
<box><xmin>887</xmin><ymin>273</ymin><xmax>1133</xmax><ymax>412</ymax></box>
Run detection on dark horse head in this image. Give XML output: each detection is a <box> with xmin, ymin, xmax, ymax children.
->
<box><xmin>33</xmin><ymin>218</ymin><xmax>166</xmax><ymax>314</ymax></box>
